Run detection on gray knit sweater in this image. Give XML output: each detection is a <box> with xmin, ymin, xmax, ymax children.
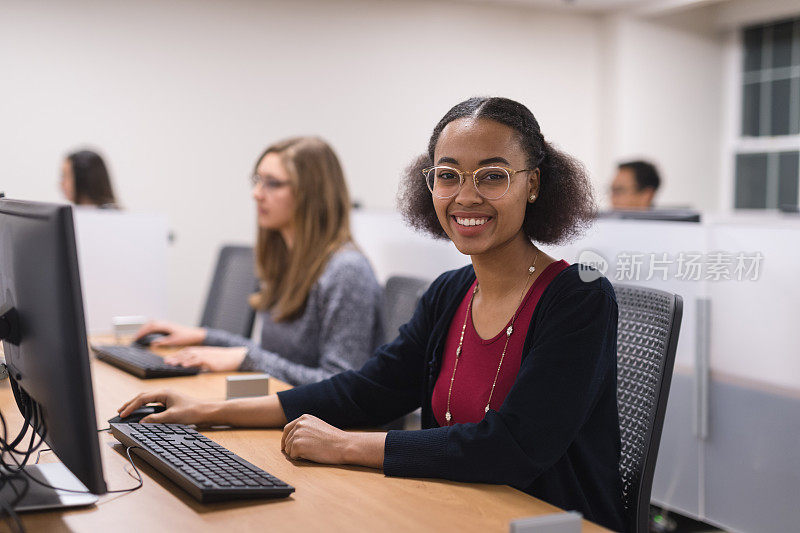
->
<box><xmin>202</xmin><ymin>247</ymin><xmax>383</xmax><ymax>386</ymax></box>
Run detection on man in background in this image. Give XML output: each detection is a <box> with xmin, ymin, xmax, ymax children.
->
<box><xmin>610</xmin><ymin>160</ymin><xmax>660</xmax><ymax>210</ymax></box>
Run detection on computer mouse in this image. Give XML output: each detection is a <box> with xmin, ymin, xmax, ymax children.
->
<box><xmin>108</xmin><ymin>404</ymin><xmax>166</xmax><ymax>424</ymax></box>
<box><xmin>133</xmin><ymin>331</ymin><xmax>169</xmax><ymax>347</ymax></box>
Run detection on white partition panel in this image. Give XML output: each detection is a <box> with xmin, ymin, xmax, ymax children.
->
<box><xmin>702</xmin><ymin>216</ymin><xmax>800</xmax><ymax>533</ymax></box>
<box><xmin>72</xmin><ymin>209</ymin><xmax>169</xmax><ymax>334</ymax></box>
<box><xmin>706</xmin><ymin>219</ymin><xmax>800</xmax><ymax>391</ymax></box>
<box><xmin>350</xmin><ymin>209</ymin><xmax>469</xmax><ymax>284</ymax></box>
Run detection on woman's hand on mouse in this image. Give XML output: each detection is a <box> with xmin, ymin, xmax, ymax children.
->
<box><xmin>117</xmin><ymin>389</ymin><xmax>213</xmax><ymax>425</ymax></box>
<box><xmin>135</xmin><ymin>321</ymin><xmax>207</xmax><ymax>347</ymax></box>
<box><xmin>164</xmin><ymin>347</ymin><xmax>247</xmax><ymax>372</ymax></box>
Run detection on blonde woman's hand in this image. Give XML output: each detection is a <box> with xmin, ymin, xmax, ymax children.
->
<box><xmin>163</xmin><ymin>347</ymin><xmax>247</xmax><ymax>372</ymax></box>
<box><xmin>134</xmin><ymin>320</ymin><xmax>207</xmax><ymax>347</ymax></box>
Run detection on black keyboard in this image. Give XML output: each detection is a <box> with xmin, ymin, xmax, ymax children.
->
<box><xmin>110</xmin><ymin>422</ymin><xmax>294</xmax><ymax>502</ymax></box>
<box><xmin>92</xmin><ymin>345</ymin><xmax>200</xmax><ymax>378</ymax></box>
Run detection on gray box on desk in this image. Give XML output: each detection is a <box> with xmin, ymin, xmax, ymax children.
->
<box><xmin>226</xmin><ymin>374</ymin><xmax>270</xmax><ymax>399</ymax></box>
<box><xmin>509</xmin><ymin>512</ymin><xmax>582</xmax><ymax>533</ymax></box>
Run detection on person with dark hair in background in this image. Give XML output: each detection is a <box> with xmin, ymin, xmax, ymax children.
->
<box><xmin>609</xmin><ymin>160</ymin><xmax>661</xmax><ymax>210</ymax></box>
<box><xmin>61</xmin><ymin>149</ymin><xmax>119</xmax><ymax>208</ymax></box>
<box><xmin>119</xmin><ymin>97</ymin><xmax>625</xmax><ymax>531</ymax></box>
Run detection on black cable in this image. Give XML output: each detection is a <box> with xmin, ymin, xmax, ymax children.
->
<box><xmin>0</xmin><ymin>409</ymin><xmax>30</xmax><ymax>533</ymax></box>
<box><xmin>0</xmin><ymin>401</ymin><xmax>28</xmax><ymax>462</ymax></box>
<box><xmin>13</xmin><ymin>446</ymin><xmax>143</xmax><ymax>496</ymax></box>
<box><xmin>3</xmin><ymin>403</ymin><xmax>48</xmax><ymax>475</ymax></box>
<box><xmin>109</xmin><ymin>447</ymin><xmax>144</xmax><ymax>494</ymax></box>
<box><xmin>0</xmin><ymin>392</ymin><xmax>141</xmax><ymax>533</ymax></box>
<box><xmin>0</xmin><ymin>405</ymin><xmax>8</xmax><ymax>460</ymax></box>
<box><xmin>4</xmin><ymin>466</ymin><xmax>29</xmax><ymax>505</ymax></box>
<box><xmin>3</xmin><ymin>402</ymin><xmax>141</xmax><ymax>492</ymax></box>
<box><xmin>0</xmin><ymin>497</ymin><xmax>23</xmax><ymax>533</ymax></box>
<box><xmin>34</xmin><ymin>448</ymin><xmax>51</xmax><ymax>465</ymax></box>
<box><xmin>0</xmin><ymin>409</ymin><xmax>12</xmax><ymax>530</ymax></box>
<box><xmin>15</xmin><ymin>404</ymin><xmax>39</xmax><ymax>470</ymax></box>
<box><xmin>6</xmin><ymin>474</ymin><xmax>28</xmax><ymax>511</ymax></box>
<box><xmin>0</xmin><ymin>396</ymin><xmax>38</xmax><ymax>464</ymax></box>
<box><xmin>1</xmin><ymin>432</ymin><xmax>140</xmax><ymax>533</ymax></box>
<box><xmin>0</xmin><ymin>474</ymin><xmax>25</xmax><ymax>533</ymax></box>
<box><xmin>0</xmin><ymin>392</ymin><xmax>45</xmax><ymax>533</ymax></box>
<box><xmin>0</xmin><ymin>397</ymin><xmax>31</xmax><ymax>455</ymax></box>
<box><xmin>7</xmin><ymin>380</ymin><xmax>40</xmax><ymax>453</ymax></box>
<box><xmin>1</xmin><ymin>473</ymin><xmax>28</xmax><ymax>532</ymax></box>
<box><xmin>3</xmin><ymin>381</ymin><xmax>33</xmax><ymax>452</ymax></box>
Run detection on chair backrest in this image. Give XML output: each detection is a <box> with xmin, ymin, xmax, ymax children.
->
<box><xmin>381</xmin><ymin>275</ymin><xmax>430</xmax><ymax>345</ymax></box>
<box><xmin>614</xmin><ymin>284</ymin><xmax>683</xmax><ymax>533</ymax></box>
<box><xmin>199</xmin><ymin>245</ymin><xmax>258</xmax><ymax>338</ymax></box>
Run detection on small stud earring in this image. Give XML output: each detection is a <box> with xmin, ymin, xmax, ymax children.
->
<box><xmin>529</xmin><ymin>194</ymin><xmax>536</xmax><ymax>201</ymax></box>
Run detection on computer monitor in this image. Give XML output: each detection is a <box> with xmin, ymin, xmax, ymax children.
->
<box><xmin>599</xmin><ymin>208</ymin><xmax>701</xmax><ymax>223</ymax></box>
<box><xmin>0</xmin><ymin>198</ymin><xmax>107</xmax><ymax>509</ymax></box>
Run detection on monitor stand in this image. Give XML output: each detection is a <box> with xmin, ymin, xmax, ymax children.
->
<box><xmin>0</xmin><ymin>463</ymin><xmax>98</xmax><ymax>511</ymax></box>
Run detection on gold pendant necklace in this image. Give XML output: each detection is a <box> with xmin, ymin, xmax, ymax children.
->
<box><xmin>444</xmin><ymin>248</ymin><xmax>540</xmax><ymax>424</ymax></box>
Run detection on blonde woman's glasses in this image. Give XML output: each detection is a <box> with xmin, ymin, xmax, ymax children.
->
<box><xmin>250</xmin><ymin>174</ymin><xmax>291</xmax><ymax>190</ymax></box>
<box><xmin>422</xmin><ymin>165</ymin><xmax>535</xmax><ymax>200</ymax></box>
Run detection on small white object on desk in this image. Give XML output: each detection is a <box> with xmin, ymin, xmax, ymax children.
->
<box><xmin>509</xmin><ymin>511</ymin><xmax>582</xmax><ymax>533</ymax></box>
<box><xmin>226</xmin><ymin>374</ymin><xmax>271</xmax><ymax>400</ymax></box>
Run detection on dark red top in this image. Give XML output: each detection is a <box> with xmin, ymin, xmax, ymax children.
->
<box><xmin>432</xmin><ymin>260</ymin><xmax>570</xmax><ymax>426</ymax></box>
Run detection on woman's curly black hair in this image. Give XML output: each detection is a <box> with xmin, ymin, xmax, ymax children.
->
<box><xmin>398</xmin><ymin>97</ymin><xmax>596</xmax><ymax>245</ymax></box>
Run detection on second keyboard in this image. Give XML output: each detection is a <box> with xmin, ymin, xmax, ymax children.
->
<box><xmin>92</xmin><ymin>344</ymin><xmax>200</xmax><ymax>378</ymax></box>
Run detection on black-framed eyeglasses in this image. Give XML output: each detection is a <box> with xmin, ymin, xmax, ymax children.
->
<box><xmin>250</xmin><ymin>174</ymin><xmax>291</xmax><ymax>190</ymax></box>
<box><xmin>422</xmin><ymin>165</ymin><xmax>536</xmax><ymax>200</ymax></box>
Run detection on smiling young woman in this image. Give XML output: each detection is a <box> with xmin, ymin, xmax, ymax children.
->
<box><xmin>119</xmin><ymin>99</ymin><xmax>625</xmax><ymax>531</ymax></box>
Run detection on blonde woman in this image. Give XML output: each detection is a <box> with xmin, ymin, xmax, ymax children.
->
<box><xmin>135</xmin><ymin>137</ymin><xmax>383</xmax><ymax>386</ymax></box>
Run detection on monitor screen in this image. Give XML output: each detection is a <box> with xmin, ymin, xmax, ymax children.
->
<box><xmin>0</xmin><ymin>199</ymin><xmax>106</xmax><ymax>495</ymax></box>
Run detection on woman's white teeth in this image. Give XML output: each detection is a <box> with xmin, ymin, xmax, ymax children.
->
<box><xmin>455</xmin><ymin>217</ymin><xmax>488</xmax><ymax>227</ymax></box>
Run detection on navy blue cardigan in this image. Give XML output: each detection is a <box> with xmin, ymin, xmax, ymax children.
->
<box><xmin>278</xmin><ymin>264</ymin><xmax>626</xmax><ymax>531</ymax></box>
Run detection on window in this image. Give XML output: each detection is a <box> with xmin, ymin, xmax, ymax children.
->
<box><xmin>734</xmin><ymin>17</ymin><xmax>800</xmax><ymax>210</ymax></box>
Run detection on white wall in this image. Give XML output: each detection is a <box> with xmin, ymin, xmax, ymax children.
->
<box><xmin>0</xmin><ymin>0</ymin><xmax>601</xmax><ymax>325</ymax></box>
<box><xmin>597</xmin><ymin>10</ymin><xmax>725</xmax><ymax>210</ymax></box>
<box><xmin>2</xmin><ymin>0</ymin><xmax>788</xmax><ymax>326</ymax></box>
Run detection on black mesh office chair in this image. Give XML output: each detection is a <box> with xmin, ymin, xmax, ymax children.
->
<box><xmin>614</xmin><ymin>284</ymin><xmax>683</xmax><ymax>533</ymax></box>
<box><xmin>199</xmin><ymin>245</ymin><xmax>258</xmax><ymax>338</ymax></box>
<box><xmin>381</xmin><ymin>275</ymin><xmax>430</xmax><ymax>345</ymax></box>
<box><xmin>381</xmin><ymin>275</ymin><xmax>430</xmax><ymax>430</ymax></box>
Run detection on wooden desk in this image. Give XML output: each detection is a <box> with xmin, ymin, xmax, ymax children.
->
<box><xmin>0</xmin><ymin>347</ymin><xmax>609</xmax><ymax>532</ymax></box>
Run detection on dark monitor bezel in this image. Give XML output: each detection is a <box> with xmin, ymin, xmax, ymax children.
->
<box><xmin>599</xmin><ymin>208</ymin><xmax>701</xmax><ymax>223</ymax></box>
